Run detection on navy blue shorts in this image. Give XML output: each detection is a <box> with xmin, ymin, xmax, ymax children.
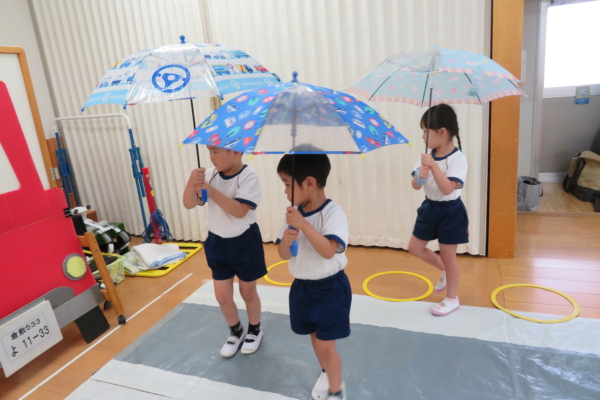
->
<box><xmin>204</xmin><ymin>223</ymin><xmax>267</xmax><ymax>282</ymax></box>
<box><xmin>289</xmin><ymin>270</ymin><xmax>352</xmax><ymax>341</ymax></box>
<box><xmin>413</xmin><ymin>198</ymin><xmax>469</xmax><ymax>245</ymax></box>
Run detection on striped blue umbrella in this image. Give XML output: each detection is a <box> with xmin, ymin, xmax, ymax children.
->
<box><xmin>82</xmin><ymin>36</ymin><xmax>279</xmax><ymax>110</ymax></box>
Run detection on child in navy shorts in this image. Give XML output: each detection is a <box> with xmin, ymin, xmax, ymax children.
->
<box><xmin>276</xmin><ymin>149</ymin><xmax>351</xmax><ymax>400</ymax></box>
<box><xmin>408</xmin><ymin>104</ymin><xmax>469</xmax><ymax>316</ymax></box>
<box><xmin>183</xmin><ymin>145</ymin><xmax>267</xmax><ymax>357</ymax></box>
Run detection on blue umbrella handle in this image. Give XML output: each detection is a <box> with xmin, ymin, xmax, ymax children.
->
<box><xmin>415</xmin><ymin>168</ymin><xmax>427</xmax><ymax>186</ymax></box>
<box><xmin>201</xmin><ymin>189</ymin><xmax>208</xmax><ymax>203</ymax></box>
<box><xmin>289</xmin><ymin>225</ymin><xmax>299</xmax><ymax>257</ymax></box>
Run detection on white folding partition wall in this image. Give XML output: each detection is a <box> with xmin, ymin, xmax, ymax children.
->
<box><xmin>32</xmin><ymin>0</ymin><xmax>490</xmax><ymax>255</ymax></box>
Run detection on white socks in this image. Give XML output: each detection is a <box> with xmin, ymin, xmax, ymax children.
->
<box><xmin>434</xmin><ymin>271</ymin><xmax>447</xmax><ymax>292</ymax></box>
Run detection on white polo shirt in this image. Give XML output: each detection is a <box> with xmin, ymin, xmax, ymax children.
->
<box><xmin>276</xmin><ymin>200</ymin><xmax>349</xmax><ymax>280</ymax></box>
<box><xmin>204</xmin><ymin>165</ymin><xmax>261</xmax><ymax>238</ymax></box>
<box><xmin>412</xmin><ymin>147</ymin><xmax>468</xmax><ymax>201</ymax></box>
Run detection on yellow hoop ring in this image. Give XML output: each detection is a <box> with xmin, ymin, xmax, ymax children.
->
<box><xmin>363</xmin><ymin>271</ymin><xmax>433</xmax><ymax>302</ymax></box>
<box><xmin>491</xmin><ymin>284</ymin><xmax>580</xmax><ymax>324</ymax></box>
<box><xmin>264</xmin><ymin>261</ymin><xmax>292</xmax><ymax>286</ymax></box>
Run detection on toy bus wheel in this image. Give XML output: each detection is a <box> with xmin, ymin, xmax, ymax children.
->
<box><xmin>99</xmin><ymin>233</ymin><xmax>113</xmax><ymax>253</ymax></box>
<box><xmin>118</xmin><ymin>230</ymin><xmax>131</xmax><ymax>242</ymax></box>
<box><xmin>116</xmin><ymin>231</ymin><xmax>131</xmax><ymax>254</ymax></box>
<box><xmin>118</xmin><ymin>315</ymin><xmax>126</xmax><ymax>325</ymax></box>
<box><xmin>104</xmin><ymin>300</ymin><xmax>112</xmax><ymax>310</ymax></box>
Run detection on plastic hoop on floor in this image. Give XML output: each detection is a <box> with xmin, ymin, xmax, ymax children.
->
<box><xmin>264</xmin><ymin>260</ymin><xmax>292</xmax><ymax>286</ymax></box>
<box><xmin>363</xmin><ymin>271</ymin><xmax>433</xmax><ymax>302</ymax></box>
<box><xmin>491</xmin><ymin>284</ymin><xmax>580</xmax><ymax>324</ymax></box>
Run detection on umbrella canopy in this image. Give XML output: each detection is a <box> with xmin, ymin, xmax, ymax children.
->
<box><xmin>82</xmin><ymin>36</ymin><xmax>279</xmax><ymax>110</ymax></box>
<box><xmin>345</xmin><ymin>48</ymin><xmax>525</xmax><ymax>106</ymax></box>
<box><xmin>182</xmin><ymin>73</ymin><xmax>409</xmax><ymax>155</ymax></box>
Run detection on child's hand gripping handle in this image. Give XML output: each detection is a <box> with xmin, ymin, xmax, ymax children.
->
<box><xmin>194</xmin><ymin>168</ymin><xmax>208</xmax><ymax>203</ymax></box>
<box><xmin>415</xmin><ymin>167</ymin><xmax>427</xmax><ymax>186</ymax></box>
<box><xmin>285</xmin><ymin>207</ymin><xmax>300</xmax><ymax>257</ymax></box>
<box><xmin>289</xmin><ymin>226</ymin><xmax>299</xmax><ymax>257</ymax></box>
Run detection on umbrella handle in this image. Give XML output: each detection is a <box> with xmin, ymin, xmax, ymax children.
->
<box><xmin>415</xmin><ymin>168</ymin><xmax>427</xmax><ymax>186</ymax></box>
<box><xmin>289</xmin><ymin>225</ymin><xmax>299</xmax><ymax>257</ymax></box>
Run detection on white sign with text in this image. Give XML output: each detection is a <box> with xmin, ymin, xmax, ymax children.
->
<box><xmin>0</xmin><ymin>300</ymin><xmax>62</xmax><ymax>377</ymax></box>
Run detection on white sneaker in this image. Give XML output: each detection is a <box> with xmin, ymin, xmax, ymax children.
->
<box><xmin>312</xmin><ymin>371</ymin><xmax>329</xmax><ymax>400</ymax></box>
<box><xmin>431</xmin><ymin>297</ymin><xmax>460</xmax><ymax>316</ymax></box>
<box><xmin>241</xmin><ymin>330</ymin><xmax>263</xmax><ymax>355</ymax></box>
<box><xmin>220</xmin><ymin>331</ymin><xmax>245</xmax><ymax>358</ymax></box>
<box><xmin>326</xmin><ymin>382</ymin><xmax>347</xmax><ymax>400</ymax></box>
<box><xmin>434</xmin><ymin>271</ymin><xmax>446</xmax><ymax>293</ymax></box>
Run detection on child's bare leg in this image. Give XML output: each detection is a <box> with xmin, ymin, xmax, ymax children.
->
<box><xmin>311</xmin><ymin>333</ymin><xmax>342</xmax><ymax>393</ymax></box>
<box><xmin>239</xmin><ymin>280</ymin><xmax>261</xmax><ymax>325</ymax></box>
<box><xmin>408</xmin><ymin>235</ymin><xmax>445</xmax><ymax>271</ymax></box>
<box><xmin>213</xmin><ymin>278</ymin><xmax>239</xmax><ymax>326</ymax></box>
<box><xmin>439</xmin><ymin>244</ymin><xmax>459</xmax><ymax>299</ymax></box>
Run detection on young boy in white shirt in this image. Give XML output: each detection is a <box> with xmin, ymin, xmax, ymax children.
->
<box><xmin>276</xmin><ymin>150</ymin><xmax>351</xmax><ymax>400</ymax></box>
<box><xmin>183</xmin><ymin>146</ymin><xmax>267</xmax><ymax>357</ymax></box>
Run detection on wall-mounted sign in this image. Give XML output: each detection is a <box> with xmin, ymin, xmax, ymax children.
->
<box><xmin>575</xmin><ymin>86</ymin><xmax>590</xmax><ymax>105</ymax></box>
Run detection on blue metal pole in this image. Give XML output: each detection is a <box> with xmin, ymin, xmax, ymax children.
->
<box><xmin>55</xmin><ymin>132</ymin><xmax>78</xmax><ymax>208</ymax></box>
<box><xmin>127</xmin><ymin>128</ymin><xmax>148</xmax><ymax>228</ymax></box>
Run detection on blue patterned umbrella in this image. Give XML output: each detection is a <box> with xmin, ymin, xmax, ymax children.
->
<box><xmin>183</xmin><ymin>72</ymin><xmax>410</xmax><ymax>256</ymax></box>
<box><xmin>182</xmin><ymin>72</ymin><xmax>409</xmax><ymax>155</ymax></box>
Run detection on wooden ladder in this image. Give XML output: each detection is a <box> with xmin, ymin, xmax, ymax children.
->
<box><xmin>78</xmin><ymin>231</ymin><xmax>126</xmax><ymax>325</ymax></box>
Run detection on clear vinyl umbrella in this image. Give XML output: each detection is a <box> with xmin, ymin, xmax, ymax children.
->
<box><xmin>346</xmin><ymin>47</ymin><xmax>526</xmax><ymax>155</ymax></box>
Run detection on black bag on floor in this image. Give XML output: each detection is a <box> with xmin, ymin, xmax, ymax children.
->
<box><xmin>517</xmin><ymin>176</ymin><xmax>543</xmax><ymax>211</ymax></box>
<box><xmin>563</xmin><ymin>151</ymin><xmax>600</xmax><ymax>203</ymax></box>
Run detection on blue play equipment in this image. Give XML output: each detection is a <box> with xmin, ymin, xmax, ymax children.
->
<box><xmin>53</xmin><ymin>114</ymin><xmax>148</xmax><ymax>229</ymax></box>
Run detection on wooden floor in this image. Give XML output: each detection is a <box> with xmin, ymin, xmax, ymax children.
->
<box><xmin>2</xmin><ymin>213</ymin><xmax>600</xmax><ymax>399</ymax></box>
<box><xmin>523</xmin><ymin>182</ymin><xmax>597</xmax><ymax>215</ymax></box>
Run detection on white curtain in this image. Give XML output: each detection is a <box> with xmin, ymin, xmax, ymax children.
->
<box><xmin>33</xmin><ymin>0</ymin><xmax>490</xmax><ymax>255</ymax></box>
<box><xmin>206</xmin><ymin>0</ymin><xmax>490</xmax><ymax>255</ymax></box>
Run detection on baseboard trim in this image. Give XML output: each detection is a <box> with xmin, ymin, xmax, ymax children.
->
<box><xmin>518</xmin><ymin>210</ymin><xmax>600</xmax><ymax>216</ymax></box>
<box><xmin>538</xmin><ymin>172</ymin><xmax>564</xmax><ymax>183</ymax></box>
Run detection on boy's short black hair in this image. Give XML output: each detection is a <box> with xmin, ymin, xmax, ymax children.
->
<box><xmin>277</xmin><ymin>144</ymin><xmax>331</xmax><ymax>188</ymax></box>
